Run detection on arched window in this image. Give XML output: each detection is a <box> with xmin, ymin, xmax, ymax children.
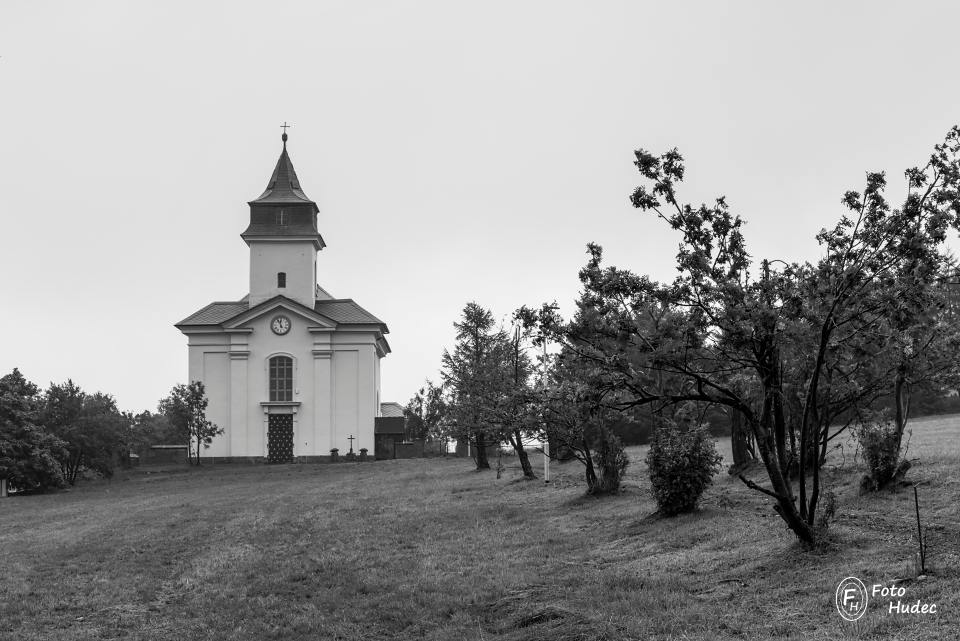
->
<box><xmin>277</xmin><ymin>272</ymin><xmax>286</xmax><ymax>288</ymax></box>
<box><xmin>269</xmin><ymin>356</ymin><xmax>293</xmax><ymax>402</ymax></box>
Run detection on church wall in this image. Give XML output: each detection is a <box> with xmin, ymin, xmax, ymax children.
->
<box><xmin>229</xmin><ymin>353</ymin><xmax>248</xmax><ymax>458</ymax></box>
<box><xmin>248</xmin><ymin>241</ymin><xmax>317</xmax><ymax>308</ymax></box>
<box><xmin>312</xmin><ymin>352</ymin><xmax>333</xmax><ymax>452</ymax></box>
<box><xmin>185</xmin><ymin>335</ymin><xmax>229</xmax><ymax>456</ymax></box>
<box><xmin>202</xmin><ymin>352</ymin><xmax>230</xmax><ymax>458</ymax></box>
<box><xmin>356</xmin><ymin>343</ymin><xmax>376</xmax><ymax>454</ymax></box>
<box><xmin>183</xmin><ymin>321</ymin><xmax>383</xmax><ymax>460</ymax></box>
<box><xmin>374</xmin><ymin>355</ymin><xmax>382</xmax><ymax>418</ymax></box>
<box><xmin>328</xmin><ymin>335</ymin><xmax>378</xmax><ymax>454</ymax></box>
<box><xmin>243</xmin><ymin>311</ymin><xmax>317</xmax><ymax>458</ymax></box>
<box><xmin>332</xmin><ymin>349</ymin><xmax>358</xmax><ymax>452</ymax></box>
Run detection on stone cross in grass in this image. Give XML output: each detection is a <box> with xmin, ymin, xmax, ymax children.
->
<box><xmin>347</xmin><ymin>434</ymin><xmax>355</xmax><ymax>454</ymax></box>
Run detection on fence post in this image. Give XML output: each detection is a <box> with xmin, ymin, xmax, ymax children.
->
<box><xmin>544</xmin><ymin>441</ymin><xmax>550</xmax><ymax>484</ymax></box>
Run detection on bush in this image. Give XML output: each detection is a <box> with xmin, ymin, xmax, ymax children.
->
<box><xmin>588</xmin><ymin>429</ymin><xmax>629</xmax><ymax>494</ymax></box>
<box><xmin>646</xmin><ymin>422</ymin><xmax>722</xmax><ymax>515</ymax></box>
<box><xmin>855</xmin><ymin>419</ymin><xmax>906</xmax><ymax>491</ymax></box>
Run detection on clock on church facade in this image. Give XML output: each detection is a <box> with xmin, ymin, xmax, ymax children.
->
<box><xmin>175</xmin><ymin>132</ymin><xmax>391</xmax><ymax>462</ymax></box>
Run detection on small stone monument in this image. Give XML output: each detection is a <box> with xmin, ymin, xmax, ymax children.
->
<box><xmin>330</xmin><ymin>448</ymin><xmax>339</xmax><ymax>462</ymax></box>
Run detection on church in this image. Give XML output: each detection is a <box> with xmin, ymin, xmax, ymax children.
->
<box><xmin>175</xmin><ymin>132</ymin><xmax>391</xmax><ymax>462</ymax></box>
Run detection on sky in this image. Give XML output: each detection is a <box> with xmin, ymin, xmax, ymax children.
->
<box><xmin>2</xmin><ymin>1</ymin><xmax>960</xmax><ymax>413</ymax></box>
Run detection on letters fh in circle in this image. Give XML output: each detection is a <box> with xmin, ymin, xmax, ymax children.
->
<box><xmin>836</xmin><ymin>577</ymin><xmax>868</xmax><ymax>621</ymax></box>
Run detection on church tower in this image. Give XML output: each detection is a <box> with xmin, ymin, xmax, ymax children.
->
<box><xmin>242</xmin><ymin>131</ymin><xmax>325</xmax><ymax>308</ymax></box>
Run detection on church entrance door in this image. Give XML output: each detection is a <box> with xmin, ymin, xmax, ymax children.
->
<box><xmin>267</xmin><ymin>414</ymin><xmax>294</xmax><ymax>463</ymax></box>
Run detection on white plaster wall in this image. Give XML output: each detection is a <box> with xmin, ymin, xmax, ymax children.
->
<box><xmin>186</xmin><ymin>334</ymin><xmax>230</xmax><ymax>457</ymax></box>
<box><xmin>332</xmin><ymin>349</ymin><xmax>358</xmax><ymax>453</ymax></box>
<box><xmin>248</xmin><ymin>241</ymin><xmax>317</xmax><ymax>308</ymax></box>
<box><xmin>331</xmin><ymin>333</ymin><xmax>378</xmax><ymax>454</ymax></box>
<box><xmin>185</xmin><ymin>315</ymin><xmax>383</xmax><ymax>459</ymax></box>
<box><xmin>244</xmin><ymin>310</ymin><xmax>316</xmax><ymax>457</ymax></box>
<box><xmin>202</xmin><ymin>353</ymin><xmax>230</xmax><ymax>457</ymax></box>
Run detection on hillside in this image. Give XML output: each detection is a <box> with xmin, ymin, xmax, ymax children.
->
<box><xmin>1</xmin><ymin>416</ymin><xmax>958</xmax><ymax>640</ymax></box>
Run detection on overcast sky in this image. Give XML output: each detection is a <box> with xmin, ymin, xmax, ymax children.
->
<box><xmin>2</xmin><ymin>1</ymin><xmax>960</xmax><ymax>413</ymax></box>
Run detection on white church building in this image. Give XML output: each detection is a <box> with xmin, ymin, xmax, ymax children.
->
<box><xmin>176</xmin><ymin>132</ymin><xmax>390</xmax><ymax>462</ymax></box>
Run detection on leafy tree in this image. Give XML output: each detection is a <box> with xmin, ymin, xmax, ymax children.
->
<box><xmin>42</xmin><ymin>381</ymin><xmax>128</xmax><ymax>484</ymax></box>
<box><xmin>403</xmin><ymin>380</ymin><xmax>448</xmax><ymax>442</ymax></box>
<box><xmin>523</xmin><ymin>300</ymin><xmax>630</xmax><ymax>493</ymax></box>
<box><xmin>127</xmin><ymin>410</ymin><xmax>180</xmax><ymax>452</ymax></box>
<box><xmin>529</xmin><ymin>128</ymin><xmax>960</xmax><ymax>543</ymax></box>
<box><xmin>0</xmin><ymin>369</ymin><xmax>66</xmax><ymax>492</ymax></box>
<box><xmin>158</xmin><ymin>381</ymin><xmax>222</xmax><ymax>465</ymax></box>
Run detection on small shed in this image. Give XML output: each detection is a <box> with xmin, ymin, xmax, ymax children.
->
<box><xmin>140</xmin><ymin>444</ymin><xmax>189</xmax><ymax>465</ymax></box>
<box><xmin>374</xmin><ymin>416</ymin><xmax>405</xmax><ymax>460</ymax></box>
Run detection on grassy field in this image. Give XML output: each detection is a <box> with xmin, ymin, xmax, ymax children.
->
<box><xmin>1</xmin><ymin>417</ymin><xmax>958</xmax><ymax>640</ymax></box>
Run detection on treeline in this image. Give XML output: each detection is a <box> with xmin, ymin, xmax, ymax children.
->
<box><xmin>409</xmin><ymin>126</ymin><xmax>960</xmax><ymax>546</ymax></box>
<box><xmin>0</xmin><ymin>371</ymin><xmax>220</xmax><ymax>493</ymax></box>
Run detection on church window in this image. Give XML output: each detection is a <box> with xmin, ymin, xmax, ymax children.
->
<box><xmin>276</xmin><ymin>210</ymin><xmax>288</xmax><ymax>226</ymax></box>
<box><xmin>278</xmin><ymin>272</ymin><xmax>286</xmax><ymax>288</ymax></box>
<box><xmin>269</xmin><ymin>356</ymin><xmax>293</xmax><ymax>402</ymax></box>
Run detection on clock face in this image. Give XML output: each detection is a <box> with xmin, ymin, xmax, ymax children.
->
<box><xmin>271</xmin><ymin>315</ymin><xmax>291</xmax><ymax>335</ymax></box>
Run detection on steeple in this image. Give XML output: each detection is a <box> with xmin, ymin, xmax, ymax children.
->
<box><xmin>250</xmin><ymin>133</ymin><xmax>315</xmax><ymax>205</ymax></box>
<box><xmin>242</xmin><ymin>130</ymin><xmax>324</xmax><ymax>250</ymax></box>
<box><xmin>243</xmin><ymin>128</ymin><xmax>325</xmax><ymax>309</ymax></box>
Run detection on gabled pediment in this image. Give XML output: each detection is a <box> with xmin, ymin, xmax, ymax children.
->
<box><xmin>223</xmin><ymin>295</ymin><xmax>337</xmax><ymax>330</ymax></box>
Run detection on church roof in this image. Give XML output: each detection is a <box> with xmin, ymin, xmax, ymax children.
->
<box><xmin>176</xmin><ymin>297</ymin><xmax>387</xmax><ymax>329</ymax></box>
<box><xmin>177</xmin><ymin>301</ymin><xmax>249</xmax><ymax>326</ymax></box>
<box><xmin>315</xmin><ymin>299</ymin><xmax>385</xmax><ymax>325</ymax></box>
<box><xmin>249</xmin><ymin>136</ymin><xmax>315</xmax><ymax>205</ymax></box>
<box><xmin>380</xmin><ymin>402</ymin><xmax>405</xmax><ymax>418</ymax></box>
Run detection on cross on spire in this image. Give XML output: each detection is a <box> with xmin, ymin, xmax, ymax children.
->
<box><xmin>281</xmin><ymin>122</ymin><xmax>291</xmax><ymax>147</ymax></box>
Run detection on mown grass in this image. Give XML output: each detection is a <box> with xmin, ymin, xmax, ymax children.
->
<box><xmin>1</xmin><ymin>416</ymin><xmax>958</xmax><ymax>640</ymax></box>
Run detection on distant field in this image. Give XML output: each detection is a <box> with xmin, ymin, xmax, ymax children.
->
<box><xmin>1</xmin><ymin>416</ymin><xmax>958</xmax><ymax>640</ymax></box>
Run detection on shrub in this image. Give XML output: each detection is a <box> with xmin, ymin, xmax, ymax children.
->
<box><xmin>855</xmin><ymin>419</ymin><xmax>907</xmax><ymax>491</ymax></box>
<box><xmin>646</xmin><ymin>422</ymin><xmax>722</xmax><ymax>515</ymax></box>
<box><xmin>588</xmin><ymin>429</ymin><xmax>629</xmax><ymax>494</ymax></box>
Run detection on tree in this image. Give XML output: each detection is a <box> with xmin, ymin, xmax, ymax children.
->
<box><xmin>158</xmin><ymin>381</ymin><xmax>223</xmax><ymax>465</ymax></box>
<box><xmin>0</xmin><ymin>369</ymin><xmax>66</xmax><ymax>492</ymax></box>
<box><xmin>523</xmin><ymin>300</ymin><xmax>630</xmax><ymax>493</ymax></box>
<box><xmin>488</xmin><ymin>323</ymin><xmax>538</xmax><ymax>478</ymax></box>
<box><xmin>403</xmin><ymin>380</ymin><xmax>448</xmax><ymax>443</ymax></box>
<box><xmin>127</xmin><ymin>410</ymin><xmax>180</xmax><ymax>452</ymax></box>
<box><xmin>42</xmin><ymin>381</ymin><xmax>128</xmax><ymax>485</ymax></box>
<box><xmin>441</xmin><ymin>303</ymin><xmax>507</xmax><ymax>470</ymax></box>
<box><xmin>530</xmin><ymin>128</ymin><xmax>960</xmax><ymax>543</ymax></box>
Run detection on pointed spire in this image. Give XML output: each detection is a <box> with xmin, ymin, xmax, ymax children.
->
<box><xmin>250</xmin><ymin>126</ymin><xmax>315</xmax><ymax>205</ymax></box>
